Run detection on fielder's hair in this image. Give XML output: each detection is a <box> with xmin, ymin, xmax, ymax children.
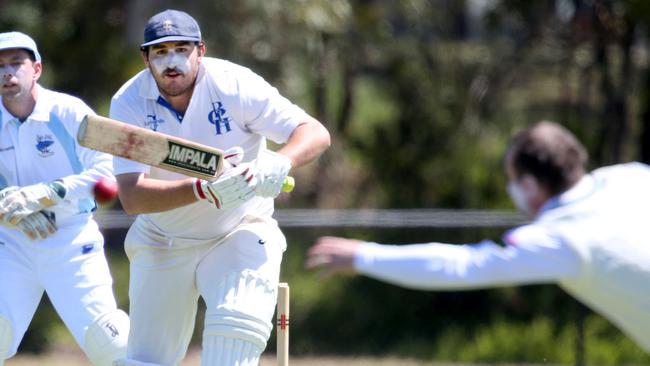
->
<box><xmin>508</xmin><ymin>121</ymin><xmax>588</xmax><ymax>195</ymax></box>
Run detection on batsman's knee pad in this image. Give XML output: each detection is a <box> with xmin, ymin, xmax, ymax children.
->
<box><xmin>202</xmin><ymin>270</ymin><xmax>276</xmax><ymax>362</ymax></box>
<box><xmin>201</xmin><ymin>336</ymin><xmax>262</xmax><ymax>366</ymax></box>
<box><xmin>0</xmin><ymin>314</ymin><xmax>12</xmax><ymax>364</ymax></box>
<box><xmin>83</xmin><ymin>309</ymin><xmax>129</xmax><ymax>366</ymax></box>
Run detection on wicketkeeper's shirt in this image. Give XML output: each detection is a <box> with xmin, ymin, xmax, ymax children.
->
<box><xmin>0</xmin><ymin>85</ymin><xmax>113</xmax><ymax>224</ymax></box>
<box><xmin>110</xmin><ymin>57</ymin><xmax>307</xmax><ymax>239</ymax></box>
<box><xmin>354</xmin><ymin>162</ymin><xmax>650</xmax><ymax>352</ymax></box>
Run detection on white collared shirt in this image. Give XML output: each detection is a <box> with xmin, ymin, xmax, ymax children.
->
<box><xmin>0</xmin><ymin>85</ymin><xmax>113</xmax><ymax>223</ymax></box>
<box><xmin>109</xmin><ymin>57</ymin><xmax>307</xmax><ymax>238</ymax></box>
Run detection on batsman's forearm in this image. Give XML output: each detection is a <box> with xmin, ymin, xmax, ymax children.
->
<box><xmin>279</xmin><ymin>117</ymin><xmax>330</xmax><ymax>168</ymax></box>
<box><xmin>116</xmin><ymin>173</ymin><xmax>197</xmax><ymax>214</ymax></box>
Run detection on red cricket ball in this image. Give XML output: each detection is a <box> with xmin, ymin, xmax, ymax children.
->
<box><xmin>93</xmin><ymin>178</ymin><xmax>118</xmax><ymax>204</ymax></box>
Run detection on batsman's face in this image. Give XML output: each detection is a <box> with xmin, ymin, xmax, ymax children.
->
<box><xmin>145</xmin><ymin>41</ymin><xmax>204</xmax><ymax>98</ymax></box>
<box><xmin>0</xmin><ymin>49</ymin><xmax>40</xmax><ymax>99</ymax></box>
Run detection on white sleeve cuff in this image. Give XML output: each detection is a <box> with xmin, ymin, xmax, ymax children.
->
<box><xmin>354</xmin><ymin>242</ymin><xmax>385</xmax><ymax>272</ymax></box>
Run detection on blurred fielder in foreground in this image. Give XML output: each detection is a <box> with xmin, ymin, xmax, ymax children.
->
<box><xmin>110</xmin><ymin>9</ymin><xmax>330</xmax><ymax>366</ymax></box>
<box><xmin>306</xmin><ymin>121</ymin><xmax>650</xmax><ymax>353</ymax></box>
<box><xmin>0</xmin><ymin>32</ymin><xmax>128</xmax><ymax>365</ymax></box>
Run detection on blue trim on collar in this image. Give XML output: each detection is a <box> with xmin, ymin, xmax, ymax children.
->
<box><xmin>156</xmin><ymin>96</ymin><xmax>184</xmax><ymax>123</ymax></box>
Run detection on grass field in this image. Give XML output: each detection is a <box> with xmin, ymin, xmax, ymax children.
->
<box><xmin>5</xmin><ymin>346</ymin><xmax>562</xmax><ymax>366</ymax></box>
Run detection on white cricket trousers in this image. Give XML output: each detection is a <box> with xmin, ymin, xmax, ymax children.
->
<box><xmin>124</xmin><ymin>215</ymin><xmax>286</xmax><ymax>365</ymax></box>
<box><xmin>0</xmin><ymin>216</ymin><xmax>119</xmax><ymax>359</ymax></box>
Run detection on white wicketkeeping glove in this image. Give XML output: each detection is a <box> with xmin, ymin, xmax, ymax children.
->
<box><xmin>0</xmin><ymin>186</ymin><xmax>19</xmax><ymax>201</ymax></box>
<box><xmin>254</xmin><ymin>150</ymin><xmax>292</xmax><ymax>198</ymax></box>
<box><xmin>16</xmin><ymin>211</ymin><xmax>57</xmax><ymax>240</ymax></box>
<box><xmin>0</xmin><ymin>181</ymin><xmax>66</xmax><ymax>225</ymax></box>
<box><xmin>193</xmin><ymin>147</ymin><xmax>256</xmax><ymax>210</ymax></box>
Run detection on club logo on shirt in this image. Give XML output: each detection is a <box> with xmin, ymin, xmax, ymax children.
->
<box><xmin>36</xmin><ymin>135</ymin><xmax>55</xmax><ymax>157</ymax></box>
<box><xmin>208</xmin><ymin>102</ymin><xmax>232</xmax><ymax>135</ymax></box>
<box><xmin>145</xmin><ymin>114</ymin><xmax>165</xmax><ymax>131</ymax></box>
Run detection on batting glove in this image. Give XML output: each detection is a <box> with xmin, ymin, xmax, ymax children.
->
<box><xmin>254</xmin><ymin>150</ymin><xmax>292</xmax><ymax>198</ymax></box>
<box><xmin>193</xmin><ymin>147</ymin><xmax>256</xmax><ymax>210</ymax></box>
<box><xmin>16</xmin><ymin>211</ymin><xmax>57</xmax><ymax>240</ymax></box>
<box><xmin>0</xmin><ymin>181</ymin><xmax>66</xmax><ymax>225</ymax></box>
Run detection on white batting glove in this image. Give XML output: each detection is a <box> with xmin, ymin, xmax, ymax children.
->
<box><xmin>254</xmin><ymin>150</ymin><xmax>292</xmax><ymax>198</ymax></box>
<box><xmin>222</xmin><ymin>146</ymin><xmax>244</xmax><ymax>167</ymax></box>
<box><xmin>0</xmin><ymin>181</ymin><xmax>66</xmax><ymax>225</ymax></box>
<box><xmin>16</xmin><ymin>211</ymin><xmax>57</xmax><ymax>240</ymax></box>
<box><xmin>192</xmin><ymin>147</ymin><xmax>256</xmax><ymax>210</ymax></box>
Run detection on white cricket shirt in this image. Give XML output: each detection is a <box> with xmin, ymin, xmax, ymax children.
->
<box><xmin>0</xmin><ymin>85</ymin><xmax>113</xmax><ymax>225</ymax></box>
<box><xmin>355</xmin><ymin>163</ymin><xmax>650</xmax><ymax>352</ymax></box>
<box><xmin>110</xmin><ymin>57</ymin><xmax>307</xmax><ymax>239</ymax></box>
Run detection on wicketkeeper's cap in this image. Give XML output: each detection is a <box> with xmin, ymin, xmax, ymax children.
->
<box><xmin>141</xmin><ymin>9</ymin><xmax>202</xmax><ymax>49</ymax></box>
<box><xmin>0</xmin><ymin>32</ymin><xmax>41</xmax><ymax>61</ymax></box>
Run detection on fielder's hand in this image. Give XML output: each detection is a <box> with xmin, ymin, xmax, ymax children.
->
<box><xmin>16</xmin><ymin>211</ymin><xmax>57</xmax><ymax>240</ymax></box>
<box><xmin>254</xmin><ymin>150</ymin><xmax>292</xmax><ymax>198</ymax></box>
<box><xmin>0</xmin><ymin>182</ymin><xmax>65</xmax><ymax>225</ymax></box>
<box><xmin>305</xmin><ymin>236</ymin><xmax>361</xmax><ymax>278</ymax></box>
<box><xmin>193</xmin><ymin>147</ymin><xmax>256</xmax><ymax>210</ymax></box>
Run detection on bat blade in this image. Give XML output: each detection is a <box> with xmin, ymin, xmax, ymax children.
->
<box><xmin>78</xmin><ymin>115</ymin><xmax>295</xmax><ymax>192</ymax></box>
<box><xmin>78</xmin><ymin>115</ymin><xmax>224</xmax><ymax>180</ymax></box>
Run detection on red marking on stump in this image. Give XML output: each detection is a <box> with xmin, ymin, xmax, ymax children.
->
<box><xmin>278</xmin><ymin>314</ymin><xmax>289</xmax><ymax>330</ymax></box>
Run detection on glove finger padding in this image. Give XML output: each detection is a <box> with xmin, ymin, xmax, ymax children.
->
<box><xmin>255</xmin><ymin>150</ymin><xmax>292</xmax><ymax>199</ymax></box>
<box><xmin>223</xmin><ymin>146</ymin><xmax>244</xmax><ymax>166</ymax></box>
<box><xmin>0</xmin><ymin>186</ymin><xmax>19</xmax><ymax>200</ymax></box>
<box><xmin>194</xmin><ymin>163</ymin><xmax>257</xmax><ymax>210</ymax></box>
<box><xmin>0</xmin><ymin>182</ymin><xmax>64</xmax><ymax>225</ymax></box>
<box><xmin>0</xmin><ymin>186</ymin><xmax>19</xmax><ymax>223</ymax></box>
<box><xmin>17</xmin><ymin>211</ymin><xmax>57</xmax><ymax>240</ymax></box>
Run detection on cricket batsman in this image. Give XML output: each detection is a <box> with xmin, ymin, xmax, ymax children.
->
<box><xmin>110</xmin><ymin>9</ymin><xmax>330</xmax><ymax>366</ymax></box>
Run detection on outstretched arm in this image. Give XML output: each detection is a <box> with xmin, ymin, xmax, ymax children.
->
<box><xmin>305</xmin><ymin>232</ymin><xmax>581</xmax><ymax>290</ymax></box>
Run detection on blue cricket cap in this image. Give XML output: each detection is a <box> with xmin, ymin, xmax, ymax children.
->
<box><xmin>0</xmin><ymin>32</ymin><xmax>41</xmax><ymax>61</ymax></box>
<box><xmin>141</xmin><ymin>9</ymin><xmax>202</xmax><ymax>48</ymax></box>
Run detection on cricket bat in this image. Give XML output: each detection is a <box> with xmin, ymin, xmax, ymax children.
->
<box><xmin>77</xmin><ymin>115</ymin><xmax>295</xmax><ymax>191</ymax></box>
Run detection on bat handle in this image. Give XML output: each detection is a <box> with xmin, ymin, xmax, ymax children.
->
<box><xmin>282</xmin><ymin>176</ymin><xmax>295</xmax><ymax>192</ymax></box>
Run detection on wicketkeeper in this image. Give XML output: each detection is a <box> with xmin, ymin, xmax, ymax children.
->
<box><xmin>0</xmin><ymin>32</ymin><xmax>129</xmax><ymax>365</ymax></box>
